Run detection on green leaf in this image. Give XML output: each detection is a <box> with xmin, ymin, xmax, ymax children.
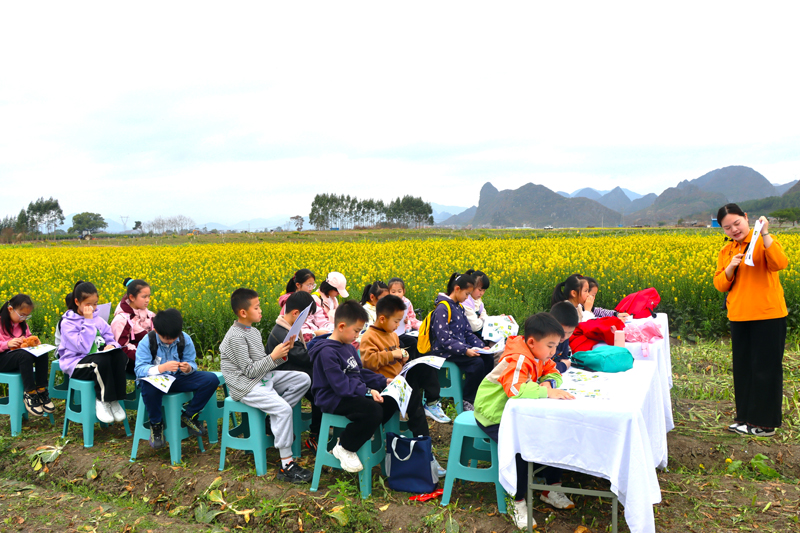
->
<box><xmin>168</xmin><ymin>505</ymin><xmax>190</xmax><ymax>517</ymax></box>
<box><xmin>327</xmin><ymin>506</ymin><xmax>348</xmax><ymax>526</ymax></box>
<box><xmin>194</xmin><ymin>503</ymin><xmax>225</xmax><ymax>524</ymax></box>
<box><xmin>444</xmin><ymin>514</ymin><xmax>460</xmax><ymax>533</ymax></box>
<box><xmin>726</xmin><ymin>460</ymin><xmax>742</xmax><ymax>473</ymax></box>
<box><xmin>87</xmin><ymin>466</ymin><xmax>98</xmax><ymax>480</ymax></box>
<box><xmin>208</xmin><ymin>489</ymin><xmax>226</xmax><ymax>505</ymax></box>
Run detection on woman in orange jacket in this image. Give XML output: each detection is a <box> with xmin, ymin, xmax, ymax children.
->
<box><xmin>714</xmin><ymin>203</ymin><xmax>788</xmax><ymax>437</ymax></box>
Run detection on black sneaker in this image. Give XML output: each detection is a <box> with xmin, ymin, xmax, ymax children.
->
<box><xmin>276</xmin><ymin>461</ymin><xmax>312</xmax><ymax>484</ymax></box>
<box><xmin>305</xmin><ymin>434</ymin><xmax>319</xmax><ymax>453</ymax></box>
<box><xmin>37</xmin><ymin>389</ymin><xmax>55</xmax><ymax>414</ymax></box>
<box><xmin>181</xmin><ymin>412</ymin><xmax>205</xmax><ymax>436</ymax></box>
<box><xmin>745</xmin><ymin>425</ymin><xmax>775</xmax><ymax>437</ymax></box>
<box><xmin>150</xmin><ymin>422</ymin><xmax>165</xmax><ymax>449</ymax></box>
<box><xmin>23</xmin><ymin>392</ymin><xmax>45</xmax><ymax>417</ymax></box>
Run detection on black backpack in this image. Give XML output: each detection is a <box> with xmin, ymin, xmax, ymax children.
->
<box><xmin>148</xmin><ymin>330</ymin><xmax>185</xmax><ymax>360</ymax></box>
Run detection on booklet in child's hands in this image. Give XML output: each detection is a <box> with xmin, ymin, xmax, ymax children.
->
<box><xmin>381</xmin><ymin>375</ymin><xmax>412</xmax><ymax>417</ymax></box>
<box><xmin>140</xmin><ymin>374</ymin><xmax>176</xmax><ymax>393</ymax></box>
<box><xmin>22</xmin><ymin>344</ymin><xmax>57</xmax><ymax>357</ymax></box>
<box><xmin>283</xmin><ymin>303</ymin><xmax>313</xmax><ymax>343</ymax></box>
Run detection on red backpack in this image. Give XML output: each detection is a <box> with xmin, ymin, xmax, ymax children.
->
<box><xmin>614</xmin><ymin>288</ymin><xmax>660</xmax><ymax>319</ymax></box>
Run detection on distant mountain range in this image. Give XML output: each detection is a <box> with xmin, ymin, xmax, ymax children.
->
<box><xmin>439</xmin><ymin>166</ymin><xmax>800</xmax><ymax>228</ymax></box>
<box><xmin>55</xmin><ymin>215</ymin><xmax>292</xmax><ymax>234</ymax></box>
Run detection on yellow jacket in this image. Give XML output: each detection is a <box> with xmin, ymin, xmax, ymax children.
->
<box><xmin>713</xmin><ymin>229</ymin><xmax>788</xmax><ymax>321</ymax></box>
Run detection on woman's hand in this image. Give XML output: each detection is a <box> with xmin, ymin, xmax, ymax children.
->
<box><xmin>726</xmin><ymin>253</ymin><xmax>744</xmax><ymax>280</ymax></box>
<box><xmin>759</xmin><ymin>216</ymin><xmax>770</xmax><ymax>235</ymax></box>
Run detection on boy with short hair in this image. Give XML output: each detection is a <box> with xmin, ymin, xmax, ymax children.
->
<box><xmin>549</xmin><ymin>301</ymin><xmax>580</xmax><ymax>373</ymax></box>
<box><xmin>359</xmin><ymin>295</ymin><xmax>446</xmax><ymax>476</ymax></box>
<box><xmin>135</xmin><ymin>308</ymin><xmax>221</xmax><ymax>450</ymax></box>
<box><xmin>308</xmin><ymin>300</ymin><xmax>396</xmax><ymax>473</ymax></box>
<box><xmin>220</xmin><ymin>288</ymin><xmax>313</xmax><ymax>483</ymax></box>
<box><xmin>266</xmin><ymin>290</ymin><xmax>322</xmax><ymax>452</ymax></box>
<box><xmin>473</xmin><ymin>313</ymin><xmax>576</xmax><ymax>530</ymax></box>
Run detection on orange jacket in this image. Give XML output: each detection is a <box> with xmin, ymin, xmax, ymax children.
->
<box><xmin>713</xmin><ymin>229</ymin><xmax>788</xmax><ymax>322</ymax></box>
<box><xmin>359</xmin><ymin>325</ymin><xmax>405</xmax><ymax>379</ymax></box>
<box><xmin>496</xmin><ymin>336</ymin><xmax>560</xmax><ymax>397</ymax></box>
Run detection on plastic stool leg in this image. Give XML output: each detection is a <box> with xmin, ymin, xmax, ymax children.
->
<box><xmin>310</xmin><ymin>417</ymin><xmax>332</xmax><ymax>492</ymax></box>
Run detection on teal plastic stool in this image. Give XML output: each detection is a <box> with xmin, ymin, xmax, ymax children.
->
<box><xmin>62</xmin><ymin>378</ymin><xmax>132</xmax><ymax>447</ymax></box>
<box><xmin>123</xmin><ymin>372</ymin><xmax>140</xmax><ymax>412</ymax></box>
<box><xmin>310</xmin><ymin>412</ymin><xmax>386</xmax><ymax>499</ymax></box>
<box><xmin>384</xmin><ymin>411</ymin><xmax>413</xmax><ymax>438</ymax></box>
<box><xmin>197</xmin><ymin>372</ymin><xmax>229</xmax><ymax>444</ymax></box>
<box><xmin>1</xmin><ymin>372</ymin><xmax>55</xmax><ymax>436</ymax></box>
<box><xmin>218</xmin><ymin>398</ymin><xmax>305</xmax><ymax>475</ymax></box>
<box><xmin>438</xmin><ymin>361</ymin><xmax>465</xmax><ymax>414</ymax></box>
<box><xmin>130</xmin><ymin>391</ymin><xmax>206</xmax><ymax>465</ymax></box>
<box><xmin>441</xmin><ymin>411</ymin><xmax>506</xmax><ymax>513</ymax></box>
<box><xmin>48</xmin><ymin>360</ymin><xmax>70</xmax><ymax>401</ymax></box>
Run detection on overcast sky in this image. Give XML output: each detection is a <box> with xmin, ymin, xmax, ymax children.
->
<box><xmin>2</xmin><ymin>2</ymin><xmax>799</xmax><ymax>226</ymax></box>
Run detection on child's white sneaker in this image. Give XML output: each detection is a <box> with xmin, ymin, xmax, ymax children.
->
<box><xmin>95</xmin><ymin>399</ymin><xmax>114</xmax><ymax>424</ymax></box>
<box><xmin>109</xmin><ymin>401</ymin><xmax>127</xmax><ymax>422</ymax></box>
<box><xmin>332</xmin><ymin>439</ymin><xmax>363</xmax><ymax>473</ymax></box>
<box><xmin>540</xmin><ymin>489</ymin><xmax>575</xmax><ymax>509</ymax></box>
<box><xmin>510</xmin><ymin>498</ymin><xmax>534</xmax><ymax>529</ymax></box>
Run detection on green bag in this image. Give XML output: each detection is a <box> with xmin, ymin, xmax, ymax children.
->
<box><xmin>571</xmin><ymin>345</ymin><xmax>634</xmax><ymax>373</ymax></box>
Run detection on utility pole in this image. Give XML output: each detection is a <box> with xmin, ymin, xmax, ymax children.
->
<box><xmin>120</xmin><ymin>215</ymin><xmax>129</xmax><ymax>232</ymax></box>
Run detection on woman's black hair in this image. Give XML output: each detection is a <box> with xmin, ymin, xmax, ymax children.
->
<box><xmin>584</xmin><ymin>276</ymin><xmax>599</xmax><ymax>291</ymax></box>
<box><xmin>65</xmin><ymin>281</ymin><xmax>98</xmax><ymax>313</ymax></box>
<box><xmin>123</xmin><ymin>277</ymin><xmax>149</xmax><ymax>300</ymax></box>
<box><xmin>464</xmin><ymin>269</ymin><xmax>490</xmax><ymax>290</ymax></box>
<box><xmin>1</xmin><ymin>294</ymin><xmax>33</xmax><ymax>337</ymax></box>
<box><xmin>446</xmin><ymin>272</ymin><xmax>476</xmax><ymax>295</ymax></box>
<box><xmin>717</xmin><ymin>203</ymin><xmax>746</xmax><ymax>225</ymax></box>
<box><xmin>360</xmin><ymin>280</ymin><xmax>389</xmax><ymax>305</ymax></box>
<box><xmin>387</xmin><ymin>277</ymin><xmax>405</xmax><ymax>291</ymax></box>
<box><xmin>285</xmin><ymin>269</ymin><xmax>316</xmax><ymax>294</ymax></box>
<box><xmin>319</xmin><ymin>280</ymin><xmax>336</xmax><ymax>297</ymax></box>
<box><xmin>550</xmin><ymin>273</ymin><xmax>585</xmax><ymax>306</ymax></box>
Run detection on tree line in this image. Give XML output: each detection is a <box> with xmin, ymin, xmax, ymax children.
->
<box><xmin>0</xmin><ymin>197</ymin><xmax>65</xmax><ymax>242</ymax></box>
<box><xmin>307</xmin><ymin>194</ymin><xmax>434</xmax><ymax>230</ymax></box>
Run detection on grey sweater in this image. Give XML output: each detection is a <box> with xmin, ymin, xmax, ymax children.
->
<box><xmin>219</xmin><ymin>321</ymin><xmax>283</xmax><ymax>401</ymax></box>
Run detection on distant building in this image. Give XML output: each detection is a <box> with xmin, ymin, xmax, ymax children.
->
<box><xmin>711</xmin><ymin>218</ymin><xmax>720</xmax><ymax>228</ymax></box>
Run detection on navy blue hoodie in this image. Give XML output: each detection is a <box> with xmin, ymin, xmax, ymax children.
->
<box><xmin>429</xmin><ymin>293</ymin><xmax>485</xmax><ymax>357</ymax></box>
<box><xmin>309</xmin><ymin>337</ymin><xmax>387</xmax><ymax>413</ymax></box>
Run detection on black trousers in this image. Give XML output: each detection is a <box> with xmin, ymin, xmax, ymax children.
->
<box><xmin>477</xmin><ymin>420</ymin><xmax>561</xmax><ymax>500</ymax></box>
<box><xmin>0</xmin><ymin>350</ymin><xmax>49</xmax><ymax>391</ymax></box>
<box><xmin>400</xmin><ymin>334</ymin><xmax>440</xmax><ymax>403</ymax></box>
<box><xmin>446</xmin><ymin>352</ymin><xmax>494</xmax><ymax>404</ymax></box>
<box><xmin>404</xmin><ymin>364</ymin><xmax>438</xmax><ymax>437</ymax></box>
<box><xmin>730</xmin><ymin>317</ymin><xmax>786</xmax><ymax>429</ymax></box>
<box><xmin>333</xmin><ymin>395</ymin><xmax>398</xmax><ymax>452</ymax></box>
<box><xmin>70</xmin><ymin>351</ymin><xmax>129</xmax><ymax>403</ymax></box>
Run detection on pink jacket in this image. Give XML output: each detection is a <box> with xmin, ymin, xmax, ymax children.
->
<box><xmin>0</xmin><ymin>321</ymin><xmax>31</xmax><ymax>352</ymax></box>
<box><xmin>279</xmin><ymin>292</ymin><xmax>333</xmax><ymax>343</ymax></box>
<box><xmin>313</xmin><ymin>291</ymin><xmax>339</xmax><ymax>324</ymax></box>
<box><xmin>110</xmin><ymin>300</ymin><xmax>155</xmax><ymax>362</ymax></box>
<box><xmin>402</xmin><ymin>296</ymin><xmax>421</xmax><ymax>331</ymax></box>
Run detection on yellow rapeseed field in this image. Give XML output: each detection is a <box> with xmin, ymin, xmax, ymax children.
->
<box><xmin>1</xmin><ymin>233</ymin><xmax>798</xmax><ymax>353</ymax></box>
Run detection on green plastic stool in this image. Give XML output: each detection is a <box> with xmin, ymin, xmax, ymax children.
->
<box><xmin>310</xmin><ymin>412</ymin><xmax>386</xmax><ymax>499</ymax></box>
<box><xmin>218</xmin><ymin>398</ymin><xmax>305</xmax><ymax>475</ymax></box>
<box><xmin>1</xmin><ymin>372</ymin><xmax>55</xmax><ymax>436</ymax></box>
<box><xmin>62</xmin><ymin>378</ymin><xmax>132</xmax><ymax>447</ymax></box>
<box><xmin>130</xmin><ymin>391</ymin><xmax>206</xmax><ymax>465</ymax></box>
<box><xmin>48</xmin><ymin>360</ymin><xmax>70</xmax><ymax>401</ymax></box>
<box><xmin>441</xmin><ymin>411</ymin><xmax>506</xmax><ymax>513</ymax></box>
<box><xmin>197</xmin><ymin>371</ymin><xmax>229</xmax><ymax>445</ymax></box>
<box><xmin>438</xmin><ymin>361</ymin><xmax>465</xmax><ymax>414</ymax></box>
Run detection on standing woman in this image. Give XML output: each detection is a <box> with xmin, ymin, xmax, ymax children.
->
<box><xmin>714</xmin><ymin>204</ymin><xmax>788</xmax><ymax>437</ymax></box>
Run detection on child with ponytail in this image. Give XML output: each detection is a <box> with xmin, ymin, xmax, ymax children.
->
<box><xmin>463</xmin><ymin>269</ymin><xmax>491</xmax><ymax>335</ymax></box>
<box><xmin>0</xmin><ymin>294</ymin><xmax>54</xmax><ymax>417</ymax></box>
<box><xmin>428</xmin><ymin>273</ymin><xmax>488</xmax><ymax>411</ymax></box>
<box><xmin>111</xmin><ymin>278</ymin><xmax>155</xmax><ymax>373</ymax></box>
<box><xmin>57</xmin><ymin>281</ymin><xmax>129</xmax><ymax>425</ymax></box>
<box><xmin>551</xmin><ymin>274</ymin><xmax>593</xmax><ymax>322</ymax></box>
<box><xmin>278</xmin><ymin>269</ymin><xmax>333</xmax><ymax>342</ymax></box>
<box><xmin>359</xmin><ymin>280</ymin><xmax>390</xmax><ymax>330</ymax></box>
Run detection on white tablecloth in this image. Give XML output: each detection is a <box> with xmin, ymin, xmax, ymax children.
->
<box><xmin>498</xmin><ymin>361</ymin><xmax>667</xmax><ymax>533</ymax></box>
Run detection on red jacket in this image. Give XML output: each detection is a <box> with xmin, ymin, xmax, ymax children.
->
<box><xmin>569</xmin><ymin>316</ymin><xmax>625</xmax><ymax>353</ymax></box>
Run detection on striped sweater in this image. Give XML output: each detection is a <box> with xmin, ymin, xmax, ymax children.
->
<box><xmin>220</xmin><ymin>321</ymin><xmax>284</xmax><ymax>401</ymax></box>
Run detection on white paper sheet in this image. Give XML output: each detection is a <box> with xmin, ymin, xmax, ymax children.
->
<box><xmin>140</xmin><ymin>374</ymin><xmax>176</xmax><ymax>393</ymax></box>
<box><xmin>22</xmin><ymin>343</ymin><xmax>57</xmax><ymax>357</ymax></box>
<box><xmin>283</xmin><ymin>303</ymin><xmax>313</xmax><ymax>343</ymax></box>
<box><xmin>475</xmin><ymin>340</ymin><xmax>505</xmax><ymax>355</ymax></box>
<box><xmin>97</xmin><ymin>302</ymin><xmax>112</xmax><ymax>323</ymax></box>
<box><xmin>381</xmin><ymin>375</ymin><xmax>412</xmax><ymax>417</ymax></box>
<box><xmin>395</xmin><ymin>317</ymin><xmax>406</xmax><ymax>336</ymax></box>
<box><xmin>744</xmin><ymin>218</ymin><xmax>764</xmax><ymax>267</ymax></box>
<box><xmin>399</xmin><ymin>355</ymin><xmax>445</xmax><ymax>376</ymax></box>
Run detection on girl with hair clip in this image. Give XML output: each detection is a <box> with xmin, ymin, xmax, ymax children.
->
<box><xmin>57</xmin><ymin>281</ymin><xmax>129</xmax><ymax>425</ymax></box>
<box><xmin>582</xmin><ymin>277</ymin><xmax>630</xmax><ymax>321</ymax></box>
<box><xmin>428</xmin><ymin>273</ymin><xmax>488</xmax><ymax>412</ymax></box>
<box><xmin>110</xmin><ymin>278</ymin><xmax>155</xmax><ymax>373</ymax></box>
<box><xmin>312</xmin><ymin>272</ymin><xmax>349</xmax><ymax>323</ymax></box>
<box><xmin>462</xmin><ymin>269</ymin><xmax>491</xmax><ymax>335</ymax></box>
<box><xmin>714</xmin><ymin>204</ymin><xmax>788</xmax><ymax>437</ymax></box>
<box><xmin>0</xmin><ymin>294</ymin><xmax>55</xmax><ymax>417</ymax></box>
<box><xmin>358</xmin><ymin>280</ymin><xmax>389</xmax><ymax>341</ymax></box>
<box><xmin>278</xmin><ymin>269</ymin><xmax>333</xmax><ymax>343</ymax></box>
<box><xmin>551</xmin><ymin>274</ymin><xmax>593</xmax><ymax>322</ymax></box>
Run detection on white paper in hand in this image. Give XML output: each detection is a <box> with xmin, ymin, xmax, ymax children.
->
<box><xmin>141</xmin><ymin>374</ymin><xmax>176</xmax><ymax>393</ymax></box>
<box><xmin>97</xmin><ymin>302</ymin><xmax>112</xmax><ymax>323</ymax></box>
<box><xmin>381</xmin><ymin>375</ymin><xmax>412</xmax><ymax>417</ymax></box>
<box><xmin>744</xmin><ymin>219</ymin><xmax>764</xmax><ymax>267</ymax></box>
<box><xmin>22</xmin><ymin>343</ymin><xmax>57</xmax><ymax>357</ymax></box>
<box><xmin>395</xmin><ymin>317</ymin><xmax>406</xmax><ymax>336</ymax></box>
<box><xmin>400</xmin><ymin>355</ymin><xmax>445</xmax><ymax>376</ymax></box>
<box><xmin>283</xmin><ymin>303</ymin><xmax>313</xmax><ymax>343</ymax></box>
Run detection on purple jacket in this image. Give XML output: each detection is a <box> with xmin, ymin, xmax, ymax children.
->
<box><xmin>56</xmin><ymin>310</ymin><xmax>120</xmax><ymax>376</ymax></box>
<box><xmin>309</xmin><ymin>338</ymin><xmax>387</xmax><ymax>413</ymax></box>
<box><xmin>429</xmin><ymin>293</ymin><xmax>485</xmax><ymax>357</ymax></box>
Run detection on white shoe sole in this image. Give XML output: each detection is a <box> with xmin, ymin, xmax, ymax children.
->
<box><xmin>332</xmin><ymin>446</ymin><xmax>363</xmax><ymax>473</ymax></box>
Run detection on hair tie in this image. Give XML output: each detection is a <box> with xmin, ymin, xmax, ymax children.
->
<box><xmin>125</xmin><ymin>279</ymin><xmax>135</xmax><ymax>287</ymax></box>
<box><xmin>455</xmin><ymin>275</ymin><xmax>461</xmax><ymax>282</ymax></box>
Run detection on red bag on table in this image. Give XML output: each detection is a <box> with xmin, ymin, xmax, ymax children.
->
<box><xmin>569</xmin><ymin>316</ymin><xmax>626</xmax><ymax>354</ymax></box>
<box><xmin>614</xmin><ymin>288</ymin><xmax>660</xmax><ymax>319</ymax></box>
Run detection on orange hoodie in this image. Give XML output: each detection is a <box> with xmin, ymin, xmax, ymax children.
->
<box><xmin>713</xmin><ymin>229</ymin><xmax>788</xmax><ymax>322</ymax></box>
<box><xmin>359</xmin><ymin>325</ymin><xmax>406</xmax><ymax>379</ymax></box>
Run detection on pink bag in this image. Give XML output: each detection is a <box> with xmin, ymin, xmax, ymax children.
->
<box><xmin>623</xmin><ymin>321</ymin><xmax>663</xmax><ymax>357</ymax></box>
